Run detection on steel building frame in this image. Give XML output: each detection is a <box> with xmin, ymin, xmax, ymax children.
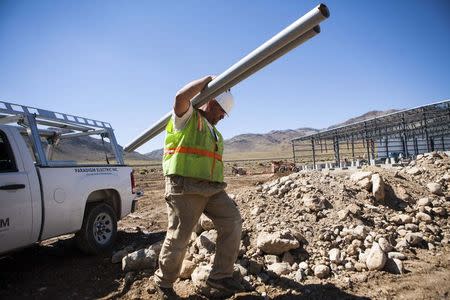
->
<box><xmin>291</xmin><ymin>100</ymin><xmax>450</xmax><ymax>169</ymax></box>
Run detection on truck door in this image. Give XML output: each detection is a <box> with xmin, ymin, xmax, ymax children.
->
<box><xmin>0</xmin><ymin>129</ymin><xmax>33</xmax><ymax>254</ymax></box>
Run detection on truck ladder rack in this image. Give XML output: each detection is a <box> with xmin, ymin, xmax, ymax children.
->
<box><xmin>0</xmin><ymin>101</ymin><xmax>112</xmax><ymax>130</ymax></box>
<box><xmin>0</xmin><ymin>100</ymin><xmax>123</xmax><ymax>166</ymax></box>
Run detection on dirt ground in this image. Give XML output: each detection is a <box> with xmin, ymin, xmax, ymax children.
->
<box><xmin>1</xmin><ymin>163</ymin><xmax>449</xmax><ymax>300</ymax></box>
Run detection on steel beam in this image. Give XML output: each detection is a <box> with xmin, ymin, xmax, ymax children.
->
<box><xmin>59</xmin><ymin>130</ymin><xmax>107</xmax><ymax>139</ymax></box>
<box><xmin>385</xmin><ymin>137</ymin><xmax>389</xmax><ymax>158</ymax></box>
<box><xmin>423</xmin><ymin>110</ymin><xmax>430</xmax><ymax>152</ymax></box>
<box><xmin>370</xmin><ymin>139</ymin><xmax>375</xmax><ymax>160</ymax></box>
<box><xmin>333</xmin><ymin>136</ymin><xmax>340</xmax><ymax>165</ymax></box>
<box><xmin>292</xmin><ymin>142</ymin><xmax>296</xmax><ymax>163</ymax></box>
<box><xmin>311</xmin><ymin>138</ymin><xmax>316</xmax><ymax>169</ymax></box>
<box><xmin>401</xmin><ymin>114</ymin><xmax>409</xmax><ymax>157</ymax></box>
<box><xmin>351</xmin><ymin>135</ymin><xmax>355</xmax><ymax>159</ymax></box>
<box><xmin>25</xmin><ymin>115</ymin><xmax>48</xmax><ymax>166</ymax></box>
<box><xmin>106</xmin><ymin>128</ymin><xmax>124</xmax><ymax>164</ymax></box>
<box><xmin>413</xmin><ymin>137</ymin><xmax>418</xmax><ymax>155</ymax></box>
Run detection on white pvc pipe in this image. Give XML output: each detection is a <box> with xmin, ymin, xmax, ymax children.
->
<box><xmin>125</xmin><ymin>4</ymin><xmax>329</xmax><ymax>152</ymax></box>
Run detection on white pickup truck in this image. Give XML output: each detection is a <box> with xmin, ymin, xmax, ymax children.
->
<box><xmin>0</xmin><ymin>101</ymin><xmax>137</xmax><ymax>255</ymax></box>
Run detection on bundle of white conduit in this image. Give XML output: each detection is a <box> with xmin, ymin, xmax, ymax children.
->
<box><xmin>125</xmin><ymin>3</ymin><xmax>330</xmax><ymax>152</ymax></box>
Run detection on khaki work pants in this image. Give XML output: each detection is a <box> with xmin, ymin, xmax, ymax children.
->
<box><xmin>154</xmin><ymin>176</ymin><xmax>242</xmax><ymax>288</ymax></box>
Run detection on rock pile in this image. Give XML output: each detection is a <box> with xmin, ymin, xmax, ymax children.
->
<box><xmin>235</xmin><ymin>153</ymin><xmax>447</xmax><ymax>280</ymax></box>
<box><xmin>231</xmin><ymin>152</ymin><xmax>447</xmax><ymax>289</ymax></box>
<box><xmin>121</xmin><ymin>151</ymin><xmax>450</xmax><ymax>296</ymax></box>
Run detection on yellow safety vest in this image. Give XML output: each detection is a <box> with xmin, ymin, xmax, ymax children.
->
<box><xmin>163</xmin><ymin>109</ymin><xmax>224</xmax><ymax>182</ymax></box>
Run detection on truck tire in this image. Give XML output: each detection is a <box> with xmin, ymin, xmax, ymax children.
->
<box><xmin>75</xmin><ymin>203</ymin><xmax>117</xmax><ymax>255</ymax></box>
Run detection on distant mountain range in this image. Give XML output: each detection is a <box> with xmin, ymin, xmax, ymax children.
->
<box><xmin>41</xmin><ymin>109</ymin><xmax>401</xmax><ymax>162</ymax></box>
<box><xmin>144</xmin><ymin>109</ymin><xmax>400</xmax><ymax>160</ymax></box>
<box><xmin>37</xmin><ymin>109</ymin><xmax>398</xmax><ymax>162</ymax></box>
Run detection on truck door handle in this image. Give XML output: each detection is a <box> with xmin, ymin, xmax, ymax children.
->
<box><xmin>0</xmin><ymin>184</ymin><xmax>26</xmax><ymax>190</ymax></box>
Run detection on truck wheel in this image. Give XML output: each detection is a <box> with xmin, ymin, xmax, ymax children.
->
<box><xmin>75</xmin><ymin>203</ymin><xmax>117</xmax><ymax>255</ymax></box>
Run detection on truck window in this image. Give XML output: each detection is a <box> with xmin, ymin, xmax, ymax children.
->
<box><xmin>0</xmin><ymin>130</ymin><xmax>17</xmax><ymax>172</ymax></box>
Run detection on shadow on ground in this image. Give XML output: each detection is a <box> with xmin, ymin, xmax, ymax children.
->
<box><xmin>263</xmin><ymin>275</ymin><xmax>370</xmax><ymax>300</ymax></box>
<box><xmin>0</xmin><ymin>230</ymin><xmax>165</xmax><ymax>300</ymax></box>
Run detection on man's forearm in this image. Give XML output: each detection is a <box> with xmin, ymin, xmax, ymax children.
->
<box><xmin>174</xmin><ymin>75</ymin><xmax>213</xmax><ymax>117</ymax></box>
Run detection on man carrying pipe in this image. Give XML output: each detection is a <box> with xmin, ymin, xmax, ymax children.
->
<box><xmin>154</xmin><ymin>75</ymin><xmax>243</xmax><ymax>299</ymax></box>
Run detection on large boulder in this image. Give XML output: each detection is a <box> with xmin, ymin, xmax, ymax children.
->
<box><xmin>350</xmin><ymin>171</ymin><xmax>373</xmax><ymax>182</ymax></box>
<box><xmin>191</xmin><ymin>264</ymin><xmax>218</xmax><ymax>299</ymax></box>
<box><xmin>257</xmin><ymin>230</ymin><xmax>300</xmax><ymax>255</ymax></box>
<box><xmin>148</xmin><ymin>240</ymin><xmax>164</xmax><ymax>256</ymax></box>
<box><xmin>264</xmin><ymin>255</ymin><xmax>280</xmax><ymax>265</ymax></box>
<box><xmin>405</xmin><ymin>233</ymin><xmax>424</xmax><ymax>247</ymax></box>
<box><xmin>416</xmin><ymin>197</ymin><xmax>431</xmax><ymax>207</ymax></box>
<box><xmin>371</xmin><ymin>174</ymin><xmax>385</xmax><ymax>201</ymax></box>
<box><xmin>329</xmin><ymin>248</ymin><xmax>342</xmax><ymax>264</ymax></box>
<box><xmin>392</xmin><ymin>214</ymin><xmax>413</xmax><ymax>225</ymax></box>
<box><xmin>314</xmin><ymin>264</ymin><xmax>330</xmax><ymax>279</ymax></box>
<box><xmin>416</xmin><ymin>212</ymin><xmax>432</xmax><ymax>223</ymax></box>
<box><xmin>200</xmin><ymin>214</ymin><xmax>215</xmax><ymax>231</ymax></box>
<box><xmin>122</xmin><ymin>248</ymin><xmax>157</xmax><ymax>272</ymax></box>
<box><xmin>378</xmin><ymin>237</ymin><xmax>394</xmax><ymax>253</ymax></box>
<box><xmin>191</xmin><ymin>264</ymin><xmax>211</xmax><ymax>287</ymax></box>
<box><xmin>196</xmin><ymin>230</ymin><xmax>218</xmax><ymax>253</ymax></box>
<box><xmin>180</xmin><ymin>259</ymin><xmax>197</xmax><ymax>279</ymax></box>
<box><xmin>191</xmin><ymin>264</ymin><xmax>236</xmax><ymax>298</ymax></box>
<box><xmin>366</xmin><ymin>242</ymin><xmax>387</xmax><ymax>271</ymax></box>
<box><xmin>350</xmin><ymin>172</ymin><xmax>373</xmax><ymax>190</ymax></box>
<box><xmin>384</xmin><ymin>258</ymin><xmax>404</xmax><ymax>274</ymax></box>
<box><xmin>302</xmin><ymin>194</ymin><xmax>327</xmax><ymax>211</ymax></box>
<box><xmin>352</xmin><ymin>225</ymin><xmax>369</xmax><ymax>239</ymax></box>
<box><xmin>427</xmin><ymin>182</ymin><xmax>443</xmax><ymax>195</ymax></box>
<box><xmin>388</xmin><ymin>252</ymin><xmax>406</xmax><ymax>260</ymax></box>
<box><xmin>406</xmin><ymin>167</ymin><xmax>421</xmax><ymax>175</ymax></box>
<box><xmin>267</xmin><ymin>262</ymin><xmax>291</xmax><ymax>276</ymax></box>
<box><xmin>395</xmin><ymin>186</ymin><xmax>412</xmax><ymax>202</ymax></box>
<box><xmin>358</xmin><ymin>178</ymin><xmax>372</xmax><ymax>191</ymax></box>
<box><xmin>112</xmin><ymin>249</ymin><xmax>128</xmax><ymax>264</ymax></box>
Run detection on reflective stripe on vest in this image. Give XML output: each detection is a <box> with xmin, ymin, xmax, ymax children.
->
<box><xmin>164</xmin><ymin>146</ymin><xmax>222</xmax><ymax>161</ymax></box>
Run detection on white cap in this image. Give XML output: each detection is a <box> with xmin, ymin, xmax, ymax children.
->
<box><xmin>215</xmin><ymin>90</ymin><xmax>234</xmax><ymax>115</ymax></box>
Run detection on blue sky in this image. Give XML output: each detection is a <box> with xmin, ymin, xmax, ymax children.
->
<box><xmin>1</xmin><ymin>0</ymin><xmax>449</xmax><ymax>153</ymax></box>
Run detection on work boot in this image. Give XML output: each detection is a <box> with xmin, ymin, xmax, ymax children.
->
<box><xmin>206</xmin><ymin>277</ymin><xmax>244</xmax><ymax>294</ymax></box>
<box><xmin>155</xmin><ymin>285</ymin><xmax>179</xmax><ymax>300</ymax></box>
